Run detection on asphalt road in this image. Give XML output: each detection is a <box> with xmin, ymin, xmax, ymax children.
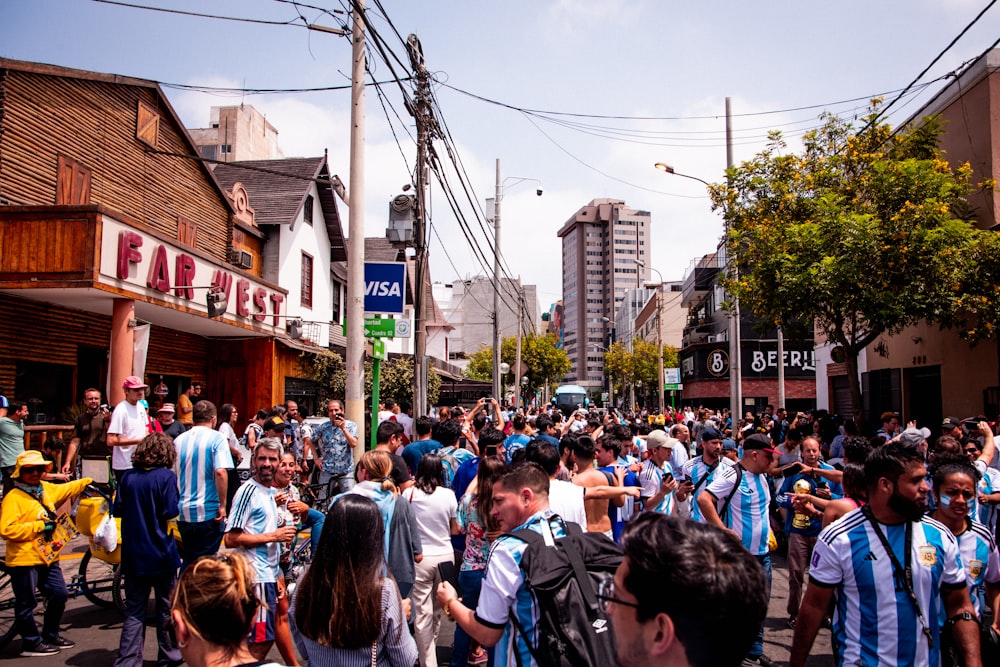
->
<box><xmin>0</xmin><ymin>538</ymin><xmax>834</xmax><ymax>666</ymax></box>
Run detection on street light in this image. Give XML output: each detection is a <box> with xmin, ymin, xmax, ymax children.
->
<box><xmin>488</xmin><ymin>159</ymin><xmax>542</xmax><ymax>403</ymax></box>
<box><xmin>655</xmin><ymin>161</ymin><xmax>743</xmax><ymax>426</ymax></box>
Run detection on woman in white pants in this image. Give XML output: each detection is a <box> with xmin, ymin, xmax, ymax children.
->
<box><xmin>404</xmin><ymin>453</ymin><xmax>459</xmax><ymax>667</ymax></box>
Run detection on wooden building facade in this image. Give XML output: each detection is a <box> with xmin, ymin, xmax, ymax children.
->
<box><xmin>0</xmin><ymin>58</ymin><xmax>317</xmax><ymax>422</ymax></box>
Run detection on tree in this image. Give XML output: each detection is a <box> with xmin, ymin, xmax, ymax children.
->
<box><xmin>305</xmin><ymin>351</ymin><xmax>440</xmax><ymax>410</ymax></box>
<box><xmin>463</xmin><ymin>334</ymin><xmax>570</xmax><ymax>401</ymax></box>
<box><xmin>710</xmin><ymin>102</ymin><xmax>991</xmax><ymax>424</ymax></box>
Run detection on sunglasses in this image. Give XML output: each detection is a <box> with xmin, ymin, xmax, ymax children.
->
<box><xmin>20</xmin><ymin>466</ymin><xmax>46</xmax><ymax>474</ymax></box>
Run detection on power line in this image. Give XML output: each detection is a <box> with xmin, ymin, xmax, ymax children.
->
<box><xmin>861</xmin><ymin>0</ymin><xmax>997</xmax><ymax>134</ymax></box>
<box><xmin>91</xmin><ymin>0</ymin><xmax>309</xmax><ymax>27</ymax></box>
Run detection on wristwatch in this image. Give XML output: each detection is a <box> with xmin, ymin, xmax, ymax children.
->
<box><xmin>946</xmin><ymin>610</ymin><xmax>980</xmax><ymax>625</ymax></box>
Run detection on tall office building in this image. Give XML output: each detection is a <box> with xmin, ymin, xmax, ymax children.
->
<box><xmin>557</xmin><ymin>198</ymin><xmax>651</xmax><ymax>395</ymax></box>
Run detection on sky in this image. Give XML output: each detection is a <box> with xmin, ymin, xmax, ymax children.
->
<box><xmin>2</xmin><ymin>0</ymin><xmax>999</xmax><ymax>315</ymax></box>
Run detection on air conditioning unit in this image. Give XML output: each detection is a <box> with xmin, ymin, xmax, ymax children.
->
<box><xmin>229</xmin><ymin>249</ymin><xmax>253</xmax><ymax>270</ymax></box>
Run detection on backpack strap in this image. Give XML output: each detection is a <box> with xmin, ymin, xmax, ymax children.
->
<box><xmin>718</xmin><ymin>463</ymin><xmax>744</xmax><ymax>523</ymax></box>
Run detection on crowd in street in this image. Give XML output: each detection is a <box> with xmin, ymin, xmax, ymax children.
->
<box><xmin>0</xmin><ymin>380</ymin><xmax>999</xmax><ymax>667</ymax></box>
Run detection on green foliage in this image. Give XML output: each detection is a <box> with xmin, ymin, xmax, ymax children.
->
<box><xmin>301</xmin><ymin>349</ymin><xmax>346</xmax><ymax>408</ymax></box>
<box><xmin>709</xmin><ymin>101</ymin><xmax>993</xmax><ymax>421</ymax></box>
<box><xmin>462</xmin><ymin>334</ymin><xmax>570</xmax><ymax>398</ymax></box>
<box><xmin>303</xmin><ymin>350</ymin><xmax>440</xmax><ymax>409</ymax></box>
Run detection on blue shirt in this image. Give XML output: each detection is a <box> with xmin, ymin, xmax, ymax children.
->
<box><xmin>401</xmin><ymin>439</ymin><xmax>441</xmax><ymax>475</ymax></box>
<box><xmin>112</xmin><ymin>467</ymin><xmax>180</xmax><ymax>577</ymax></box>
<box><xmin>502</xmin><ymin>434</ymin><xmax>531</xmax><ymax>464</ymax></box>
<box><xmin>705</xmin><ymin>464</ymin><xmax>771</xmax><ymax>555</ymax></box>
<box><xmin>226</xmin><ymin>478</ymin><xmax>279</xmax><ymax>583</ymax></box>
<box><xmin>776</xmin><ymin>462</ymin><xmax>844</xmax><ymax>537</ymax></box>
<box><xmin>311</xmin><ymin>418</ymin><xmax>358</xmax><ymax>475</ymax></box>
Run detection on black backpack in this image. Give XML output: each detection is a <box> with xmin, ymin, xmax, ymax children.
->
<box><xmin>503</xmin><ymin>515</ymin><xmax>623</xmax><ymax>667</ymax></box>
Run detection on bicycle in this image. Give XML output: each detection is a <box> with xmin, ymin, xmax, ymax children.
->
<box><xmin>295</xmin><ymin>477</ymin><xmax>339</xmax><ymax>514</ymax></box>
<box><xmin>72</xmin><ymin>484</ymin><xmax>124</xmax><ymax>611</ymax></box>
<box><xmin>0</xmin><ymin>564</ymin><xmax>17</xmax><ymax>649</ymax></box>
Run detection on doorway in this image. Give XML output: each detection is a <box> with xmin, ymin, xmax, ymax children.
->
<box><xmin>906</xmin><ymin>365</ymin><xmax>942</xmax><ymax>433</ymax></box>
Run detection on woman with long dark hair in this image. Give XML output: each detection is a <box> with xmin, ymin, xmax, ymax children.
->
<box><xmin>216</xmin><ymin>403</ymin><xmax>242</xmax><ymax>512</ymax></box>
<box><xmin>290</xmin><ymin>494</ymin><xmax>417</xmax><ymax>666</ymax></box>
<box><xmin>405</xmin><ymin>454</ymin><xmax>459</xmax><ymax>667</ymax></box>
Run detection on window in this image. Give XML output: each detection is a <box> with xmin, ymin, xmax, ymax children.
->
<box><xmin>301</xmin><ymin>252</ymin><xmax>313</xmax><ymax>308</ymax></box>
<box><xmin>56</xmin><ymin>155</ymin><xmax>91</xmax><ymax>205</ymax></box>
<box><xmin>177</xmin><ymin>216</ymin><xmax>197</xmax><ymax>246</ymax></box>
<box><xmin>220</xmin><ymin>144</ymin><xmax>232</xmax><ymax>155</ymax></box>
<box><xmin>304</xmin><ymin>195</ymin><xmax>314</xmax><ymax>225</ymax></box>
<box><xmin>331</xmin><ymin>281</ymin><xmax>342</xmax><ymax>322</ymax></box>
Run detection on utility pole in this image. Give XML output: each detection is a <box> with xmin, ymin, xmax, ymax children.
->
<box><xmin>656</xmin><ymin>286</ymin><xmax>665</xmax><ymax>414</ymax></box>
<box><xmin>514</xmin><ymin>286</ymin><xmax>523</xmax><ymax>408</ymax></box>
<box><xmin>345</xmin><ymin>0</ymin><xmax>367</xmax><ymax>458</ymax></box>
<box><xmin>726</xmin><ymin>96</ymin><xmax>743</xmax><ymax>425</ymax></box>
<box><xmin>492</xmin><ymin>159</ymin><xmax>503</xmax><ymax>402</ymax></box>
<box><xmin>407</xmin><ymin>34</ymin><xmax>433</xmax><ymax>417</ymax></box>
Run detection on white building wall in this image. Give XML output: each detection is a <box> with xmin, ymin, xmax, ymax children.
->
<box><xmin>277</xmin><ymin>189</ymin><xmax>333</xmax><ymax>347</ymax></box>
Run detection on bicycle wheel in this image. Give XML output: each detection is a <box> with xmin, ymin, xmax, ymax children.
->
<box><xmin>78</xmin><ymin>550</ymin><xmax>117</xmax><ymax>608</ymax></box>
<box><xmin>112</xmin><ymin>566</ymin><xmax>127</xmax><ymax>614</ymax></box>
<box><xmin>0</xmin><ymin>569</ymin><xmax>17</xmax><ymax>649</ymax></box>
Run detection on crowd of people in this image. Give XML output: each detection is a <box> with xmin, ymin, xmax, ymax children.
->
<box><xmin>1</xmin><ymin>379</ymin><xmax>1000</xmax><ymax>667</ymax></box>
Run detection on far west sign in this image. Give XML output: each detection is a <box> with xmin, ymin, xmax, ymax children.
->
<box><xmin>99</xmin><ymin>217</ymin><xmax>286</xmax><ymax>327</ymax></box>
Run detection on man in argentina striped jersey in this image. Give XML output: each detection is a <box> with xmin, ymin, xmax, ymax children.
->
<box><xmin>638</xmin><ymin>431</ymin><xmax>685</xmax><ymax>515</ymax></box>
<box><xmin>681</xmin><ymin>426</ymin><xmax>734</xmax><ymax>523</ymax></box>
<box><xmin>698</xmin><ymin>432</ymin><xmax>776</xmax><ymax>667</ymax></box>
<box><xmin>791</xmin><ymin>442</ymin><xmax>981</xmax><ymax>667</ymax></box>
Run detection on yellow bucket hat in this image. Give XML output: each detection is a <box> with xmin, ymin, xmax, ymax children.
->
<box><xmin>12</xmin><ymin>450</ymin><xmax>53</xmax><ymax>479</ymax></box>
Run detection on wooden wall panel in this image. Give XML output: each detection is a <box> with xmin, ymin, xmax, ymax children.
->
<box><xmin>0</xmin><ymin>69</ymin><xmax>232</xmax><ymax>262</ymax></box>
<box><xmin>0</xmin><ymin>215</ymin><xmax>95</xmax><ymax>276</ymax></box>
<box><xmin>146</xmin><ymin>325</ymin><xmax>208</xmax><ymax>379</ymax></box>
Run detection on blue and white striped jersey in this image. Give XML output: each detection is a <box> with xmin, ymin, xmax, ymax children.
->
<box><xmin>174</xmin><ymin>425</ymin><xmax>234</xmax><ymax>522</ymax></box>
<box><xmin>226</xmin><ymin>478</ymin><xmax>279</xmax><ymax>584</ymax></box>
<box><xmin>951</xmin><ymin>519</ymin><xmax>1000</xmax><ymax>619</ymax></box>
<box><xmin>978</xmin><ymin>467</ymin><xmax>1000</xmax><ymax>533</ymax></box>
<box><xmin>810</xmin><ymin>510</ymin><xmax>966</xmax><ymax>667</ymax></box>
<box><xmin>682</xmin><ymin>455</ymin><xmax>734</xmax><ymax>523</ymax></box>
<box><xmin>638</xmin><ymin>459</ymin><xmax>674</xmax><ymax>515</ymax></box>
<box><xmin>705</xmin><ymin>463</ymin><xmax>771</xmax><ymax>555</ymax></box>
<box><xmin>476</xmin><ymin>511</ymin><xmax>565</xmax><ymax>667</ymax></box>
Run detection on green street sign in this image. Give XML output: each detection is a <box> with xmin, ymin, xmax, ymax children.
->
<box><xmin>664</xmin><ymin>383</ymin><xmax>683</xmax><ymax>391</ymax></box>
<box><xmin>373</xmin><ymin>338</ymin><xmax>387</xmax><ymax>360</ymax></box>
<box><xmin>342</xmin><ymin>317</ymin><xmax>396</xmax><ymax>338</ymax></box>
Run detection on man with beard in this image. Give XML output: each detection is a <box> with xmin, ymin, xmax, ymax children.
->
<box><xmin>224</xmin><ymin>438</ymin><xmax>297</xmax><ymax>661</ymax></box>
<box><xmin>790</xmin><ymin>442</ymin><xmax>981</xmax><ymax>667</ymax></box>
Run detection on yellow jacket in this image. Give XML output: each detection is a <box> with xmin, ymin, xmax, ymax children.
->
<box><xmin>1</xmin><ymin>478</ymin><xmax>91</xmax><ymax>566</ymax></box>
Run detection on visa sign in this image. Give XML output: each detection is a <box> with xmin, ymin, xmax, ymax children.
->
<box><xmin>364</xmin><ymin>262</ymin><xmax>406</xmax><ymax>314</ymax></box>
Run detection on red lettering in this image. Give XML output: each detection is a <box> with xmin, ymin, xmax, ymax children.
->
<box><xmin>253</xmin><ymin>288</ymin><xmax>267</xmax><ymax>322</ymax></box>
<box><xmin>236</xmin><ymin>279</ymin><xmax>250</xmax><ymax>317</ymax></box>
<box><xmin>174</xmin><ymin>253</ymin><xmax>196</xmax><ymax>299</ymax></box>
<box><xmin>146</xmin><ymin>244</ymin><xmax>171</xmax><ymax>293</ymax></box>
<box><xmin>269</xmin><ymin>293</ymin><xmax>285</xmax><ymax>327</ymax></box>
<box><xmin>211</xmin><ymin>270</ymin><xmax>233</xmax><ymax>301</ymax></box>
<box><xmin>117</xmin><ymin>231</ymin><xmax>142</xmax><ymax>280</ymax></box>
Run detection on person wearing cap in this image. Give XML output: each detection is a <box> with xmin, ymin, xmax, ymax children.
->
<box><xmin>174</xmin><ymin>400</ymin><xmax>234</xmax><ymax>570</ymax></box>
<box><xmin>0</xmin><ymin>450</ymin><xmax>92</xmax><ymax>656</ymax></box>
<box><xmin>941</xmin><ymin>416</ymin><xmax>965</xmax><ymax>441</ymax></box>
<box><xmin>679</xmin><ymin>426</ymin><xmax>734</xmax><ymax>523</ymax></box>
<box><xmin>107</xmin><ymin>376</ymin><xmax>151</xmax><ymax>484</ymax></box>
<box><xmin>0</xmin><ymin>401</ymin><xmax>29</xmax><ymax>494</ymax></box>
<box><xmin>638</xmin><ymin>432</ymin><xmax>685</xmax><ymax>515</ymax></box>
<box><xmin>721</xmin><ymin>438</ymin><xmax>739</xmax><ymax>463</ymax></box>
<box><xmin>698</xmin><ymin>433</ymin><xmax>777</xmax><ymax>667</ymax></box>
<box><xmin>155</xmin><ymin>403</ymin><xmax>185</xmax><ymax>440</ymax></box>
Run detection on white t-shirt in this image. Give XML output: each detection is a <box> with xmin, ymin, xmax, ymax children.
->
<box><xmin>547</xmin><ymin>479</ymin><xmax>587</xmax><ymax>531</ymax></box>
<box><xmin>107</xmin><ymin>400</ymin><xmax>148</xmax><ymax>471</ymax></box>
<box><xmin>404</xmin><ymin>486</ymin><xmax>457</xmax><ymax>557</ymax></box>
<box><xmin>394</xmin><ymin>413</ymin><xmax>414</xmax><ymax>441</ymax></box>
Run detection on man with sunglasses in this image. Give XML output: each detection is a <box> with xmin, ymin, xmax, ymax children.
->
<box><xmin>606</xmin><ymin>512</ymin><xmax>768</xmax><ymax>667</ymax></box>
<box><xmin>0</xmin><ymin>450</ymin><xmax>92</xmax><ymax>656</ymax></box>
<box><xmin>698</xmin><ymin>432</ymin><xmax>777</xmax><ymax>667</ymax></box>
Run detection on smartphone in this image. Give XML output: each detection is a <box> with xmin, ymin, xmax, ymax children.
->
<box><xmin>485</xmin><ymin>444</ymin><xmax>498</xmax><ymax>458</ymax></box>
<box><xmin>782</xmin><ymin>462</ymin><xmax>806</xmax><ymax>478</ymax></box>
<box><xmin>438</xmin><ymin>560</ymin><xmax>459</xmax><ymax>590</ymax></box>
